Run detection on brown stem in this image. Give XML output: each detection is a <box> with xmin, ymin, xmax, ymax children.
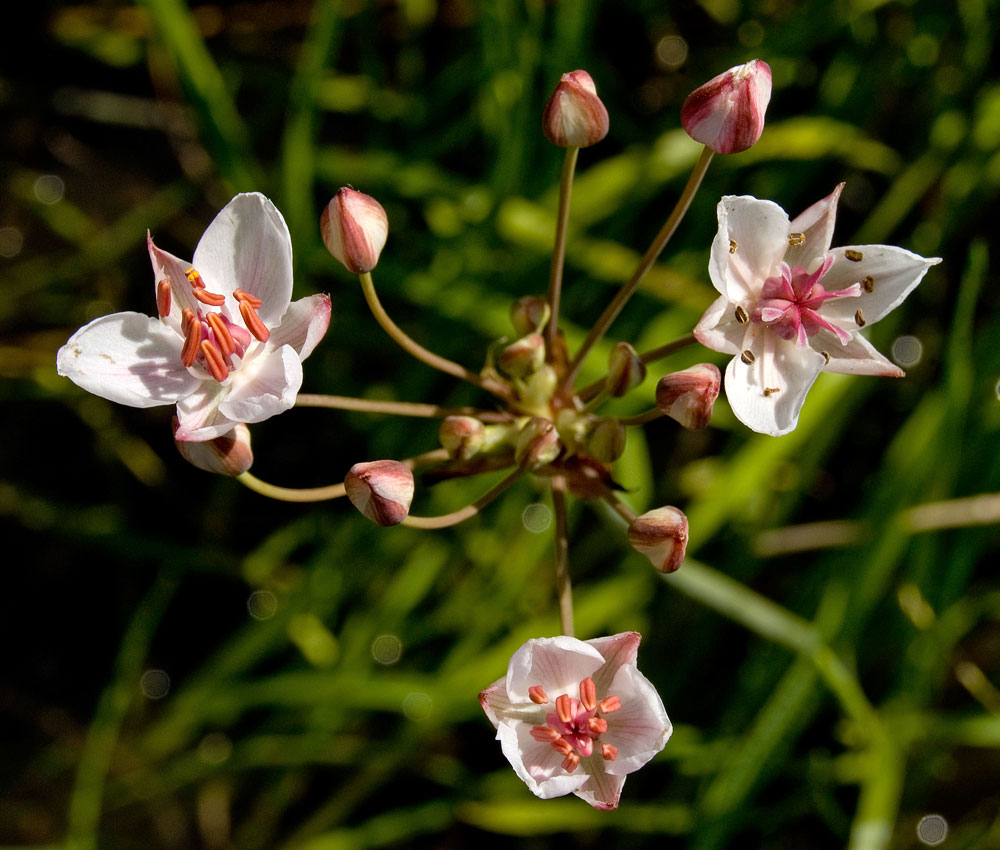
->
<box><xmin>296</xmin><ymin>393</ymin><xmax>512</xmax><ymax>423</ymax></box>
<box><xmin>546</xmin><ymin>146</ymin><xmax>579</xmax><ymax>356</ymax></box>
<box><xmin>552</xmin><ymin>476</ymin><xmax>574</xmax><ymax>637</ymax></box>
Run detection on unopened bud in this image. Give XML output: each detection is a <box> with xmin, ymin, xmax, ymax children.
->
<box><xmin>498</xmin><ymin>333</ymin><xmax>546</xmax><ymax>379</ymax></box>
<box><xmin>510</xmin><ymin>296</ymin><xmax>551</xmax><ymax>336</ymax></box>
<box><xmin>439</xmin><ymin>416</ymin><xmax>485</xmax><ymax>460</ymax></box>
<box><xmin>344</xmin><ymin>460</ymin><xmax>414</xmax><ymax>527</ymax></box>
<box><xmin>587</xmin><ymin>419</ymin><xmax>626</xmax><ymax>463</ymax></box>
<box><xmin>628</xmin><ymin>506</ymin><xmax>688</xmax><ymax>573</ymax></box>
<box><xmin>515</xmin><ymin>417</ymin><xmax>562</xmax><ymax>469</ymax></box>
<box><xmin>681</xmin><ymin>59</ymin><xmax>772</xmax><ymax>154</ymax></box>
<box><xmin>606</xmin><ymin>342</ymin><xmax>647</xmax><ymax>397</ymax></box>
<box><xmin>655</xmin><ymin>363</ymin><xmax>721</xmax><ymax>430</ymax></box>
<box><xmin>542</xmin><ymin>70</ymin><xmax>610</xmax><ymax>149</ymax></box>
<box><xmin>174</xmin><ymin>420</ymin><xmax>253</xmax><ymax>476</ymax></box>
<box><xmin>555</xmin><ymin>408</ymin><xmax>591</xmax><ymax>453</ymax></box>
<box><xmin>320</xmin><ymin>187</ymin><xmax>388</xmax><ymax>274</ymax></box>
<box><xmin>517</xmin><ymin>364</ymin><xmax>559</xmax><ymax>413</ymax></box>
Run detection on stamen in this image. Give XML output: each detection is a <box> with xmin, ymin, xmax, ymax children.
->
<box><xmin>530</xmin><ymin>725</ymin><xmax>561</xmax><ymax>742</ymax></box>
<box><xmin>845</xmin><ymin>249</ymin><xmax>863</xmax><ymax>262</ymax></box>
<box><xmin>181</xmin><ymin>307</ymin><xmax>196</xmax><ymax>335</ymax></box>
<box><xmin>156</xmin><ymin>280</ymin><xmax>171</xmax><ymax>318</ymax></box>
<box><xmin>855</xmin><ymin>309</ymin><xmax>866</xmax><ymax>327</ymax></box>
<box><xmin>185</xmin><ymin>267</ymin><xmax>206</xmax><ymax>289</ymax></box>
<box><xmin>763</xmin><ymin>387</ymin><xmax>780</xmax><ymax>396</ymax></box>
<box><xmin>741</xmin><ymin>349</ymin><xmax>755</xmax><ymax>365</ymax></box>
<box><xmin>555</xmin><ymin>694</ymin><xmax>574</xmax><ymax>724</ymax></box>
<box><xmin>233</xmin><ymin>288</ymin><xmax>263</xmax><ymax>308</ymax></box>
<box><xmin>862</xmin><ymin>275</ymin><xmax>875</xmax><ymax>293</ymax></box>
<box><xmin>579</xmin><ymin>677</ymin><xmax>597</xmax><ymax>711</ymax></box>
<box><xmin>601</xmin><ymin>744</ymin><xmax>618</xmax><ymax>761</ymax></box>
<box><xmin>550</xmin><ymin>737</ymin><xmax>574</xmax><ymax>756</ymax></box>
<box><xmin>206</xmin><ymin>312</ymin><xmax>235</xmax><ymax>357</ymax></box>
<box><xmin>735</xmin><ymin>305</ymin><xmax>749</xmax><ymax>324</ymax></box>
<box><xmin>200</xmin><ymin>340</ymin><xmax>229</xmax><ymax>382</ymax></box>
<box><xmin>193</xmin><ymin>288</ymin><xmax>227</xmax><ymax>307</ymax></box>
<box><xmin>788</xmin><ymin>232</ymin><xmax>805</xmax><ymax>246</ymax></box>
<box><xmin>181</xmin><ymin>318</ymin><xmax>202</xmax><ymax>367</ymax></box>
<box><xmin>240</xmin><ymin>300</ymin><xmax>271</xmax><ymax>343</ymax></box>
<box><xmin>598</xmin><ymin>696</ymin><xmax>621</xmax><ymax>714</ymax></box>
<box><xmin>821</xmin><ymin>351</ymin><xmax>831</xmax><ymax>364</ymax></box>
<box><xmin>729</xmin><ymin>239</ymin><xmax>738</xmax><ymax>254</ymax></box>
<box><xmin>588</xmin><ymin>716</ymin><xmax>608</xmax><ymax>734</ymax></box>
<box><xmin>561</xmin><ymin>752</ymin><xmax>580</xmax><ymax>772</ymax></box>
<box><xmin>528</xmin><ymin>686</ymin><xmax>549</xmax><ymax>705</ymax></box>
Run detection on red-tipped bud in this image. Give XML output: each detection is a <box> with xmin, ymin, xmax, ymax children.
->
<box><xmin>510</xmin><ymin>295</ymin><xmax>551</xmax><ymax>336</ymax></box>
<box><xmin>439</xmin><ymin>415</ymin><xmax>486</xmax><ymax>460</ymax></box>
<box><xmin>607</xmin><ymin>342</ymin><xmax>647</xmax><ymax>397</ymax></box>
<box><xmin>587</xmin><ymin>419</ymin><xmax>626</xmax><ymax>463</ymax></box>
<box><xmin>498</xmin><ymin>333</ymin><xmax>546</xmax><ymax>378</ymax></box>
<box><xmin>320</xmin><ymin>187</ymin><xmax>388</xmax><ymax>274</ymax></box>
<box><xmin>681</xmin><ymin>59</ymin><xmax>772</xmax><ymax>154</ymax></box>
<box><xmin>628</xmin><ymin>506</ymin><xmax>689</xmax><ymax>573</ymax></box>
<box><xmin>655</xmin><ymin>363</ymin><xmax>721</xmax><ymax>430</ymax></box>
<box><xmin>173</xmin><ymin>420</ymin><xmax>253</xmax><ymax>476</ymax></box>
<box><xmin>515</xmin><ymin>417</ymin><xmax>562</xmax><ymax>469</ymax></box>
<box><xmin>542</xmin><ymin>70</ymin><xmax>610</xmax><ymax>149</ymax></box>
<box><xmin>344</xmin><ymin>460</ymin><xmax>414</xmax><ymax>527</ymax></box>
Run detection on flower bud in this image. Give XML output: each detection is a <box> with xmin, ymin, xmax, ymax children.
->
<box><xmin>439</xmin><ymin>415</ymin><xmax>486</xmax><ymax>460</ymax></box>
<box><xmin>681</xmin><ymin>59</ymin><xmax>772</xmax><ymax>154</ymax></box>
<box><xmin>517</xmin><ymin>364</ymin><xmax>559</xmax><ymax>414</ymax></box>
<box><xmin>606</xmin><ymin>342</ymin><xmax>647</xmax><ymax>397</ymax></box>
<box><xmin>173</xmin><ymin>419</ymin><xmax>253</xmax><ymax>476</ymax></box>
<box><xmin>320</xmin><ymin>187</ymin><xmax>388</xmax><ymax>274</ymax></box>
<box><xmin>344</xmin><ymin>460</ymin><xmax>414</xmax><ymax>527</ymax></box>
<box><xmin>542</xmin><ymin>70</ymin><xmax>610</xmax><ymax>149</ymax></box>
<box><xmin>628</xmin><ymin>506</ymin><xmax>688</xmax><ymax>573</ymax></box>
<box><xmin>498</xmin><ymin>333</ymin><xmax>546</xmax><ymax>379</ymax></box>
<box><xmin>555</xmin><ymin>408</ymin><xmax>591</xmax><ymax>453</ymax></box>
<box><xmin>515</xmin><ymin>417</ymin><xmax>562</xmax><ymax>469</ymax></box>
<box><xmin>655</xmin><ymin>363</ymin><xmax>721</xmax><ymax>430</ymax></box>
<box><xmin>587</xmin><ymin>419</ymin><xmax>626</xmax><ymax>463</ymax></box>
<box><xmin>510</xmin><ymin>295</ymin><xmax>551</xmax><ymax>336</ymax></box>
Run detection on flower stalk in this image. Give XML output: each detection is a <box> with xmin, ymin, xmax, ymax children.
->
<box><xmin>546</xmin><ymin>146</ymin><xmax>579</xmax><ymax>357</ymax></box>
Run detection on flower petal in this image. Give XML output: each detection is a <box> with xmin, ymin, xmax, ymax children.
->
<box><xmin>499</xmin><ymin>722</ymin><xmax>589</xmax><ymax>799</ymax></box>
<box><xmin>147</xmin><ymin>235</ymin><xmax>203</xmax><ymax>331</ymax></box>
<box><xmin>57</xmin><ymin>312</ymin><xmax>200</xmax><ymax>408</ymax></box>
<box><xmin>573</xmin><ymin>761</ymin><xmax>626</xmax><ymax>810</ymax></box>
<box><xmin>269</xmin><ymin>294</ymin><xmax>331</xmax><ymax>361</ymax></box>
<box><xmin>812</xmin><ymin>329</ymin><xmax>904</xmax><ymax>377</ymax></box>
<box><xmin>174</xmin><ymin>381</ymin><xmax>232</xmax><ymax>442</ymax></box>
<box><xmin>506</xmin><ymin>636</ymin><xmax>605</xmax><ymax>703</ymax></box>
<box><xmin>585</xmin><ymin>632</ymin><xmax>641</xmax><ymax>696</ymax></box>
<box><xmin>193</xmin><ymin>193</ymin><xmax>294</xmax><ymax>325</ymax></box>
<box><xmin>820</xmin><ymin>247</ymin><xmax>940</xmax><ymax>327</ymax></box>
<box><xmin>710</xmin><ymin>195</ymin><xmax>789</xmax><ymax>303</ymax></box>
<box><xmin>693</xmin><ymin>295</ymin><xmax>746</xmax><ymax>355</ymax></box>
<box><xmin>602</xmin><ymin>664</ymin><xmax>672</xmax><ymax>776</ymax></box>
<box><xmin>218</xmin><ymin>345</ymin><xmax>302</xmax><ymax>424</ymax></box>
<box><xmin>786</xmin><ymin>183</ymin><xmax>843</xmax><ymax>270</ymax></box>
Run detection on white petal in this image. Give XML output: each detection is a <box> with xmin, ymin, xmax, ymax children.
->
<box><xmin>57</xmin><ymin>312</ymin><xmax>200</xmax><ymax>408</ymax></box>
<box><xmin>693</xmin><ymin>295</ymin><xmax>746</xmax><ymax>355</ymax></box>
<box><xmin>499</xmin><ymin>722</ymin><xmax>589</xmax><ymax>799</ymax></box>
<box><xmin>585</xmin><ymin>632</ymin><xmax>641</xmax><ymax>696</ymax></box>
<box><xmin>710</xmin><ymin>196</ymin><xmax>789</xmax><ymax>302</ymax></box>
<box><xmin>573</xmin><ymin>761</ymin><xmax>626</xmax><ymax>810</ymax></box>
<box><xmin>174</xmin><ymin>382</ymin><xmax>233</xmax><ymax>442</ymax></box>
<box><xmin>820</xmin><ymin>246</ymin><xmax>940</xmax><ymax>327</ymax></box>
<box><xmin>269</xmin><ymin>294</ymin><xmax>331</xmax><ymax>361</ymax></box>
<box><xmin>147</xmin><ymin>235</ymin><xmax>199</xmax><ymax>331</ymax></box>
<box><xmin>786</xmin><ymin>184</ymin><xmax>843</xmax><ymax>269</ymax></box>
<box><xmin>602</xmin><ymin>664</ymin><xmax>672</xmax><ymax>776</ymax></box>
<box><xmin>193</xmin><ymin>193</ymin><xmax>294</xmax><ymax>325</ymax></box>
<box><xmin>219</xmin><ymin>345</ymin><xmax>302</xmax><ymax>424</ymax></box>
<box><xmin>811</xmin><ymin>329</ymin><xmax>904</xmax><ymax>377</ymax></box>
<box><xmin>505</xmin><ymin>636</ymin><xmax>605</xmax><ymax>703</ymax></box>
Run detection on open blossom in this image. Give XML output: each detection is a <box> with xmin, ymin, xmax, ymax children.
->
<box><xmin>693</xmin><ymin>186</ymin><xmax>940</xmax><ymax>436</ymax></box>
<box><xmin>479</xmin><ymin>632</ymin><xmax>671</xmax><ymax>810</ymax></box>
<box><xmin>56</xmin><ymin>193</ymin><xmax>331</xmax><ymax>442</ymax></box>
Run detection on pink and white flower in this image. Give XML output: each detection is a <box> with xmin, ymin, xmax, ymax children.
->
<box><xmin>693</xmin><ymin>186</ymin><xmax>940</xmax><ymax>436</ymax></box>
<box><xmin>479</xmin><ymin>632</ymin><xmax>671</xmax><ymax>810</ymax></box>
<box><xmin>56</xmin><ymin>193</ymin><xmax>331</xmax><ymax>442</ymax></box>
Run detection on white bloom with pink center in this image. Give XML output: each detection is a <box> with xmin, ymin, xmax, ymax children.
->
<box><xmin>694</xmin><ymin>185</ymin><xmax>940</xmax><ymax>436</ymax></box>
<box><xmin>479</xmin><ymin>632</ymin><xmax>671</xmax><ymax>810</ymax></box>
<box><xmin>57</xmin><ymin>193</ymin><xmax>331</xmax><ymax>442</ymax></box>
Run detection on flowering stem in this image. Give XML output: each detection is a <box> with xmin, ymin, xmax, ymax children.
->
<box><xmin>561</xmin><ymin>147</ymin><xmax>714</xmax><ymax>391</ymax></box>
<box><xmin>552</xmin><ymin>476</ymin><xmax>574</xmax><ymax>637</ymax></box>
<box><xmin>296</xmin><ymin>393</ymin><xmax>512</xmax><ymax>423</ymax></box>
<box><xmin>576</xmin><ymin>333</ymin><xmax>698</xmax><ymax>402</ymax></box>
<box><xmin>357</xmin><ymin>271</ymin><xmax>511</xmax><ymax>400</ymax></box>
<box><xmin>546</xmin><ymin>146</ymin><xmax>579</xmax><ymax>356</ymax></box>
<box><xmin>616</xmin><ymin>408</ymin><xmax>663</xmax><ymax>427</ymax></box>
<box><xmin>401</xmin><ymin>464</ymin><xmax>526</xmax><ymax>529</ymax></box>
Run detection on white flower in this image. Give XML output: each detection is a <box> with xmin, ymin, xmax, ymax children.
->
<box><xmin>57</xmin><ymin>193</ymin><xmax>331</xmax><ymax>442</ymax></box>
<box><xmin>694</xmin><ymin>185</ymin><xmax>940</xmax><ymax>436</ymax></box>
<box><xmin>479</xmin><ymin>632</ymin><xmax>671</xmax><ymax>810</ymax></box>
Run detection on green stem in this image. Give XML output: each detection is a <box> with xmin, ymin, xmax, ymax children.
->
<box><xmin>401</xmin><ymin>465</ymin><xmax>525</xmax><ymax>529</ymax></box>
<box><xmin>546</xmin><ymin>146</ymin><xmax>579</xmax><ymax>355</ymax></box>
<box><xmin>552</xmin><ymin>476</ymin><xmax>574</xmax><ymax>637</ymax></box>
<box><xmin>616</xmin><ymin>407</ymin><xmax>663</xmax><ymax>427</ymax></box>
<box><xmin>296</xmin><ymin>393</ymin><xmax>511</xmax><ymax>423</ymax></box>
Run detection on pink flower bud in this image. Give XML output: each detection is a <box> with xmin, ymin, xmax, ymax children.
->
<box><xmin>681</xmin><ymin>59</ymin><xmax>772</xmax><ymax>154</ymax></box>
<box><xmin>628</xmin><ymin>506</ymin><xmax>688</xmax><ymax>573</ymax></box>
<box><xmin>655</xmin><ymin>363</ymin><xmax>721</xmax><ymax>430</ymax></box>
<box><xmin>173</xmin><ymin>419</ymin><xmax>253</xmax><ymax>476</ymax></box>
<box><xmin>606</xmin><ymin>342</ymin><xmax>647</xmax><ymax>397</ymax></box>
<box><xmin>439</xmin><ymin>415</ymin><xmax>486</xmax><ymax>460</ymax></box>
<box><xmin>320</xmin><ymin>187</ymin><xmax>388</xmax><ymax>274</ymax></box>
<box><xmin>344</xmin><ymin>460</ymin><xmax>414</xmax><ymax>526</ymax></box>
<box><xmin>515</xmin><ymin>417</ymin><xmax>562</xmax><ymax>469</ymax></box>
<box><xmin>542</xmin><ymin>70</ymin><xmax>610</xmax><ymax>149</ymax></box>
<box><xmin>510</xmin><ymin>296</ymin><xmax>551</xmax><ymax>336</ymax></box>
<box><xmin>498</xmin><ymin>333</ymin><xmax>546</xmax><ymax>378</ymax></box>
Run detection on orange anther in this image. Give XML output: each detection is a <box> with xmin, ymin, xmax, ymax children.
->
<box><xmin>530</xmin><ymin>725</ymin><xmax>560</xmax><ymax>743</ymax></box>
<box><xmin>185</xmin><ymin>267</ymin><xmax>205</xmax><ymax>288</ymax></box>
<box><xmin>181</xmin><ymin>307</ymin><xmax>196</xmax><ymax>335</ymax></box>
<box><xmin>193</xmin><ymin>288</ymin><xmax>226</xmax><ymax>307</ymax></box>
<box><xmin>156</xmin><ymin>279</ymin><xmax>171</xmax><ymax>318</ymax></box>
<box><xmin>588</xmin><ymin>717</ymin><xmax>607</xmax><ymax>735</ymax></box>
<box><xmin>233</xmin><ymin>288</ymin><xmax>263</xmax><ymax>308</ymax></box>
<box><xmin>239</xmin><ymin>300</ymin><xmax>270</xmax><ymax>342</ymax></box>
<box><xmin>555</xmin><ymin>694</ymin><xmax>574</xmax><ymax>724</ymax></box>
<box><xmin>200</xmin><ymin>340</ymin><xmax>229</xmax><ymax>382</ymax></box>
<box><xmin>550</xmin><ymin>737</ymin><xmax>573</xmax><ymax>756</ymax></box>
<box><xmin>580</xmin><ymin>677</ymin><xmax>597</xmax><ymax>711</ymax></box>
<box><xmin>528</xmin><ymin>686</ymin><xmax>549</xmax><ymax>705</ymax></box>
<box><xmin>181</xmin><ymin>318</ymin><xmax>202</xmax><ymax>367</ymax></box>
<box><xmin>598</xmin><ymin>696</ymin><xmax>621</xmax><ymax>714</ymax></box>
<box><xmin>601</xmin><ymin>743</ymin><xmax>618</xmax><ymax>761</ymax></box>
<box><xmin>561</xmin><ymin>752</ymin><xmax>580</xmax><ymax>772</ymax></box>
<box><xmin>206</xmin><ymin>312</ymin><xmax>235</xmax><ymax>357</ymax></box>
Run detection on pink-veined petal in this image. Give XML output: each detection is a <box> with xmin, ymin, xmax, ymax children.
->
<box><xmin>193</xmin><ymin>193</ymin><xmax>294</xmax><ymax>325</ymax></box>
<box><xmin>499</xmin><ymin>722</ymin><xmax>590</xmax><ymax>800</ymax></box>
<box><xmin>811</xmin><ymin>328</ymin><xmax>905</xmax><ymax>377</ymax></box>
<box><xmin>506</xmin><ymin>636</ymin><xmax>605</xmax><ymax>703</ymax></box>
<box><xmin>56</xmin><ymin>312</ymin><xmax>200</xmax><ymax>408</ymax></box>
<box><xmin>601</xmin><ymin>664</ymin><xmax>672</xmax><ymax>776</ymax></box>
<box><xmin>269</xmin><ymin>294</ymin><xmax>332</xmax><ymax>361</ymax></box>
<box><xmin>585</xmin><ymin>632</ymin><xmax>641</xmax><ymax>696</ymax></box>
<box><xmin>218</xmin><ymin>344</ymin><xmax>302</xmax><ymax>424</ymax></box>
<box><xmin>573</xmin><ymin>760</ymin><xmax>626</xmax><ymax>810</ymax></box>
<box><xmin>786</xmin><ymin>183</ymin><xmax>843</xmax><ymax>270</ymax></box>
<box><xmin>710</xmin><ymin>195</ymin><xmax>789</xmax><ymax>303</ymax></box>
<box><xmin>147</xmin><ymin>235</ymin><xmax>201</xmax><ymax>331</ymax></box>
<box><xmin>693</xmin><ymin>294</ymin><xmax>747</xmax><ymax>355</ymax></box>
<box><xmin>174</xmin><ymin>381</ymin><xmax>232</xmax><ymax>442</ymax></box>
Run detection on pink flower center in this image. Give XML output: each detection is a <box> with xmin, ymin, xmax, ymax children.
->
<box><xmin>529</xmin><ymin>676</ymin><xmax>621</xmax><ymax>772</ymax></box>
<box><xmin>750</xmin><ymin>255</ymin><xmax>861</xmax><ymax>347</ymax></box>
